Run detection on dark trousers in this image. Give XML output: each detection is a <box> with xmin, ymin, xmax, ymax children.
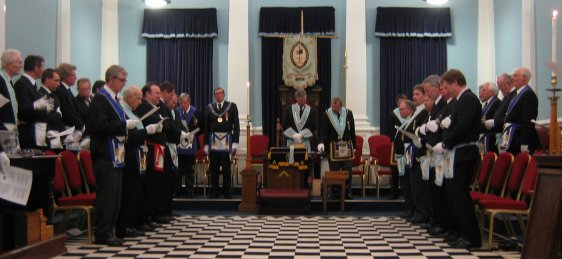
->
<box><xmin>410</xmin><ymin>161</ymin><xmax>432</xmax><ymax>218</ymax></box>
<box><xmin>401</xmin><ymin>170</ymin><xmax>414</xmax><ymax>214</ymax></box>
<box><xmin>429</xmin><ymin>167</ymin><xmax>450</xmax><ymax>229</ymax></box>
<box><xmin>178</xmin><ymin>154</ymin><xmax>196</xmax><ymax>196</ymax></box>
<box><xmin>94</xmin><ymin>159</ymin><xmax>122</xmax><ymax>238</ymax></box>
<box><xmin>444</xmin><ymin>160</ymin><xmax>481</xmax><ymax>244</ymax></box>
<box><xmin>391</xmin><ymin>166</ymin><xmax>400</xmax><ymax>196</ymax></box>
<box><xmin>155</xmin><ymin>149</ymin><xmax>176</xmax><ymax>217</ymax></box>
<box><xmin>328</xmin><ymin>159</ymin><xmax>353</xmax><ymax>194</ymax></box>
<box><xmin>209</xmin><ymin>151</ymin><xmax>232</xmax><ymax>195</ymax></box>
<box><xmin>117</xmin><ymin>164</ymin><xmax>144</xmax><ymax>230</ymax></box>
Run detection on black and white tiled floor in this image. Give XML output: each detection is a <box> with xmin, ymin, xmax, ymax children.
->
<box><xmin>56</xmin><ymin>215</ymin><xmax>520</xmax><ymax>258</ymax></box>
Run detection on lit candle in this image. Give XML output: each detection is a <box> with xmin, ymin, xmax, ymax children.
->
<box><xmin>553</xmin><ymin>10</ymin><xmax>559</xmax><ymax>76</ymax></box>
<box><xmin>247</xmin><ymin>81</ymin><xmax>250</xmax><ymax>115</ymax></box>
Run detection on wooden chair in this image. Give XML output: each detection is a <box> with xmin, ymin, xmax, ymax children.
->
<box><xmin>470</xmin><ymin>152</ymin><xmax>513</xmax><ymax>202</ymax></box>
<box><xmin>373</xmin><ymin>142</ymin><xmax>394</xmax><ymax>198</ymax></box>
<box><xmin>351</xmin><ymin>135</ymin><xmax>369</xmax><ymax>197</ymax></box>
<box><xmin>77</xmin><ymin>150</ymin><xmax>96</xmax><ymax>194</ymax></box>
<box><xmin>367</xmin><ymin>135</ymin><xmax>391</xmax><ymax>198</ymax></box>
<box><xmin>470</xmin><ymin>152</ymin><xmax>496</xmax><ymax>192</ymax></box>
<box><xmin>250</xmin><ymin>134</ymin><xmax>270</xmax><ymax>173</ymax></box>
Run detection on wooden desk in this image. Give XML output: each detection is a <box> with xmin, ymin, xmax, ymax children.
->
<box><xmin>322</xmin><ymin>177</ymin><xmax>346</xmax><ymax>213</ymax></box>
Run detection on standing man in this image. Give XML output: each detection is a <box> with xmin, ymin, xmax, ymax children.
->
<box><xmin>14</xmin><ymin>55</ymin><xmax>52</xmax><ymax>149</ymax></box>
<box><xmin>90</xmin><ymin>65</ymin><xmax>139</xmax><ymax>246</ymax></box>
<box><xmin>477</xmin><ymin>82</ymin><xmax>500</xmax><ymax>153</ymax></box>
<box><xmin>318</xmin><ymin>97</ymin><xmax>356</xmax><ymax>199</ymax></box>
<box><xmin>484</xmin><ymin>73</ymin><xmax>516</xmax><ymax>142</ymax></box>
<box><xmin>0</xmin><ymin>49</ymin><xmax>22</xmax><ymax>131</ymax></box>
<box><xmin>75</xmin><ymin>78</ymin><xmax>92</xmax><ymax>127</ymax></box>
<box><xmin>282</xmin><ymin>89</ymin><xmax>317</xmax><ymax>152</ymax></box>
<box><xmin>500</xmin><ymin>68</ymin><xmax>539</xmax><ymax>154</ymax></box>
<box><xmin>431</xmin><ymin>69</ymin><xmax>481</xmax><ymax>249</ymax></box>
<box><xmin>37</xmin><ymin>69</ymin><xmax>64</xmax><ymax>151</ymax></box>
<box><xmin>116</xmin><ymin>85</ymin><xmax>161</xmax><ymax>238</ymax></box>
<box><xmin>55</xmin><ymin>63</ymin><xmax>84</xmax><ymax>147</ymax></box>
<box><xmin>204</xmin><ymin>87</ymin><xmax>239</xmax><ymax>199</ymax></box>
<box><xmin>177</xmin><ymin>93</ymin><xmax>203</xmax><ymax>198</ymax></box>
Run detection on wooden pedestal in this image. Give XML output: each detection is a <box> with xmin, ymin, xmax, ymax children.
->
<box><xmin>238</xmin><ymin>168</ymin><xmax>258</xmax><ymax>212</ymax></box>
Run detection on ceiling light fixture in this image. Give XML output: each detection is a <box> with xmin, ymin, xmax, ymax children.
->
<box><xmin>143</xmin><ymin>0</ymin><xmax>170</xmax><ymax>8</ymax></box>
<box><xmin>424</xmin><ymin>0</ymin><xmax>448</xmax><ymax>5</ymax></box>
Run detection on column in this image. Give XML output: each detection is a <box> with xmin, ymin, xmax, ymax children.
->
<box><xmin>57</xmin><ymin>0</ymin><xmax>71</xmax><ymax>64</ymax></box>
<box><xmin>522</xmin><ymin>0</ymin><xmax>536</xmax><ymax>90</ymax></box>
<box><xmin>227</xmin><ymin>0</ymin><xmax>250</xmax><ymax>169</ymax></box>
<box><xmin>345</xmin><ymin>0</ymin><xmax>376</xmax><ymax>141</ymax></box>
<box><xmin>477</xmin><ymin>0</ymin><xmax>495</xmax><ymax>85</ymax></box>
<box><xmin>100</xmin><ymin>0</ymin><xmax>119</xmax><ymax>76</ymax></box>
<box><xmin>0</xmin><ymin>0</ymin><xmax>5</xmax><ymax>52</ymax></box>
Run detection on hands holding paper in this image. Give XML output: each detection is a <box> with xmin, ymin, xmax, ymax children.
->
<box><xmin>34</xmin><ymin>96</ymin><xmax>54</xmax><ymax>112</ymax></box>
<box><xmin>317</xmin><ymin>143</ymin><xmax>325</xmax><ymax>153</ymax></box>
<box><xmin>293</xmin><ymin>133</ymin><xmax>303</xmax><ymax>143</ymax></box>
<box><xmin>126</xmin><ymin>119</ymin><xmax>141</xmax><ymax>130</ymax></box>
<box><xmin>440</xmin><ymin>116</ymin><xmax>451</xmax><ymax>129</ymax></box>
<box><xmin>426</xmin><ymin>120</ymin><xmax>439</xmax><ymax>133</ymax></box>
<box><xmin>484</xmin><ymin>119</ymin><xmax>494</xmax><ymax>130</ymax></box>
<box><xmin>0</xmin><ymin>151</ymin><xmax>10</xmax><ymax>174</ymax></box>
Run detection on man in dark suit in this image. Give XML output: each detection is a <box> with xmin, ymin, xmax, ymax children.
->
<box><xmin>90</xmin><ymin>65</ymin><xmax>140</xmax><ymax>246</ymax></box>
<box><xmin>484</xmin><ymin>73</ymin><xmax>516</xmax><ymax>143</ymax></box>
<box><xmin>14</xmin><ymin>55</ymin><xmax>53</xmax><ymax>149</ymax></box>
<box><xmin>282</xmin><ymin>89</ymin><xmax>317</xmax><ymax>152</ymax></box>
<box><xmin>37</xmin><ymin>69</ymin><xmax>64</xmax><ymax>151</ymax></box>
<box><xmin>204</xmin><ymin>87</ymin><xmax>240</xmax><ymax>198</ymax></box>
<box><xmin>116</xmin><ymin>85</ymin><xmax>162</xmax><ymax>238</ymax></box>
<box><xmin>500</xmin><ymin>68</ymin><xmax>539</xmax><ymax>155</ymax></box>
<box><xmin>0</xmin><ymin>49</ymin><xmax>23</xmax><ymax>131</ymax></box>
<box><xmin>478</xmin><ymin>82</ymin><xmax>501</xmax><ymax>153</ymax></box>
<box><xmin>318</xmin><ymin>96</ymin><xmax>356</xmax><ymax>199</ymax></box>
<box><xmin>55</xmin><ymin>63</ymin><xmax>84</xmax><ymax>146</ymax></box>
<box><xmin>431</xmin><ymin>69</ymin><xmax>481</xmax><ymax>249</ymax></box>
<box><xmin>75</xmin><ymin>78</ymin><xmax>92</xmax><ymax>129</ymax></box>
<box><xmin>177</xmin><ymin>93</ymin><xmax>203</xmax><ymax>198</ymax></box>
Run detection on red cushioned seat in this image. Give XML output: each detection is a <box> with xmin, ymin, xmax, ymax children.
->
<box><xmin>470</xmin><ymin>192</ymin><xmax>499</xmax><ymax>201</ymax></box>
<box><xmin>259</xmin><ymin>189</ymin><xmax>309</xmax><ymax>199</ymax></box>
<box><xmin>479</xmin><ymin>197</ymin><xmax>528</xmax><ymax>211</ymax></box>
<box><xmin>58</xmin><ymin>193</ymin><xmax>96</xmax><ymax>206</ymax></box>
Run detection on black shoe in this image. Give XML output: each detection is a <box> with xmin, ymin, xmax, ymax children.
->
<box><xmin>154</xmin><ymin>216</ymin><xmax>171</xmax><ymax>224</ymax></box>
<box><xmin>428</xmin><ymin>226</ymin><xmax>447</xmax><ymax>237</ymax></box>
<box><xmin>450</xmin><ymin>237</ymin><xmax>481</xmax><ymax>249</ymax></box>
<box><xmin>148</xmin><ymin>221</ymin><xmax>162</xmax><ymax>229</ymax></box>
<box><xmin>398</xmin><ymin>211</ymin><xmax>413</xmax><ymax>220</ymax></box>
<box><xmin>95</xmin><ymin>235</ymin><xmax>123</xmax><ymax>246</ymax></box>
<box><xmin>410</xmin><ymin>215</ymin><xmax>428</xmax><ymax>224</ymax></box>
<box><xmin>135</xmin><ymin>224</ymin><xmax>153</xmax><ymax>232</ymax></box>
<box><xmin>419</xmin><ymin>222</ymin><xmax>434</xmax><ymax>229</ymax></box>
<box><xmin>116</xmin><ymin>227</ymin><xmax>144</xmax><ymax>238</ymax></box>
<box><xmin>444</xmin><ymin>233</ymin><xmax>461</xmax><ymax>244</ymax></box>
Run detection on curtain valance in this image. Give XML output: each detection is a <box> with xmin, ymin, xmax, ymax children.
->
<box><xmin>142</xmin><ymin>8</ymin><xmax>218</xmax><ymax>38</ymax></box>
<box><xmin>375</xmin><ymin>7</ymin><xmax>452</xmax><ymax>38</ymax></box>
<box><xmin>259</xmin><ymin>7</ymin><xmax>335</xmax><ymax>37</ymax></box>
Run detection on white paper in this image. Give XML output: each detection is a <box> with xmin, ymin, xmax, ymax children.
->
<box><xmin>140</xmin><ymin>106</ymin><xmax>159</xmax><ymax>121</ymax></box>
<box><xmin>56</xmin><ymin>126</ymin><xmax>75</xmax><ymax>137</ymax></box>
<box><xmin>395</xmin><ymin>125</ymin><xmax>420</xmax><ymax>142</ymax></box>
<box><xmin>0</xmin><ymin>94</ymin><xmax>9</xmax><ymax>109</ymax></box>
<box><xmin>0</xmin><ymin>166</ymin><xmax>33</xmax><ymax>206</ymax></box>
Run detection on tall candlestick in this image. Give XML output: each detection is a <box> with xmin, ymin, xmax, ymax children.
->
<box><xmin>553</xmin><ymin>10</ymin><xmax>559</xmax><ymax>76</ymax></box>
<box><xmin>247</xmin><ymin>81</ymin><xmax>250</xmax><ymax>116</ymax></box>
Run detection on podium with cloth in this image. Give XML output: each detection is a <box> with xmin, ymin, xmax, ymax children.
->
<box><xmin>258</xmin><ymin>146</ymin><xmax>311</xmax><ymax>213</ymax></box>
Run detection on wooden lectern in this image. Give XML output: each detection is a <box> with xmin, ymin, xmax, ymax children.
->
<box><xmin>521</xmin><ymin>155</ymin><xmax>562</xmax><ymax>258</ymax></box>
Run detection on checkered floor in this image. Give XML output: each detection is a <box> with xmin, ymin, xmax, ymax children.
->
<box><xmin>55</xmin><ymin>215</ymin><xmax>520</xmax><ymax>258</ymax></box>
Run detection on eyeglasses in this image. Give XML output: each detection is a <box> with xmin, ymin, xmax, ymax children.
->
<box><xmin>115</xmin><ymin>77</ymin><xmax>127</xmax><ymax>84</ymax></box>
<box><xmin>52</xmin><ymin>78</ymin><xmax>61</xmax><ymax>82</ymax></box>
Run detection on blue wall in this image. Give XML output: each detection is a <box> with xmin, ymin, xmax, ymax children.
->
<box><xmin>5</xmin><ymin>0</ymin><xmax>561</xmax><ymax>126</ymax></box>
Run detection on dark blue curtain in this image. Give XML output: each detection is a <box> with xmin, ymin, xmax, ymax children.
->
<box><xmin>375</xmin><ymin>7</ymin><xmax>451</xmax><ymax>136</ymax></box>
<box><xmin>142</xmin><ymin>8</ymin><xmax>217</xmax><ymax>110</ymax></box>
<box><xmin>259</xmin><ymin>7</ymin><xmax>335</xmax><ymax>146</ymax></box>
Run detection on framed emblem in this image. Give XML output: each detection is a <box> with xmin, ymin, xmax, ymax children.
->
<box><xmin>290</xmin><ymin>41</ymin><xmax>309</xmax><ymax>69</ymax></box>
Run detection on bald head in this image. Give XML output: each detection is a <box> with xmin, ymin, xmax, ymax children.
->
<box><xmin>123</xmin><ymin>85</ymin><xmax>142</xmax><ymax>110</ymax></box>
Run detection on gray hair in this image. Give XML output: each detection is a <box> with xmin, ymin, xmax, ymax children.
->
<box><xmin>514</xmin><ymin>67</ymin><xmax>532</xmax><ymax>82</ymax></box>
<box><xmin>295</xmin><ymin>89</ymin><xmax>307</xmax><ymax>98</ymax></box>
<box><xmin>179</xmin><ymin>93</ymin><xmax>191</xmax><ymax>102</ymax></box>
<box><xmin>497</xmin><ymin>73</ymin><xmax>513</xmax><ymax>85</ymax></box>
<box><xmin>479</xmin><ymin>82</ymin><xmax>499</xmax><ymax>95</ymax></box>
<box><xmin>403</xmin><ymin>100</ymin><xmax>416</xmax><ymax>111</ymax></box>
<box><xmin>104</xmin><ymin>65</ymin><xmax>127</xmax><ymax>82</ymax></box>
<box><xmin>1</xmin><ymin>49</ymin><xmax>22</xmax><ymax>69</ymax></box>
<box><xmin>122</xmin><ymin>85</ymin><xmax>140</xmax><ymax>98</ymax></box>
<box><xmin>331</xmin><ymin>96</ymin><xmax>343</xmax><ymax>105</ymax></box>
<box><xmin>422</xmin><ymin>74</ymin><xmax>440</xmax><ymax>88</ymax></box>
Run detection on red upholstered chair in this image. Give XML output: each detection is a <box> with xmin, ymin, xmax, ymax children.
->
<box><xmin>471</xmin><ymin>152</ymin><xmax>513</xmax><ymax>202</ymax></box>
<box><xmin>195</xmin><ymin>134</ymin><xmax>210</xmax><ymax>195</ymax></box>
<box><xmin>470</xmin><ymin>152</ymin><xmax>496</xmax><ymax>193</ymax></box>
<box><xmin>249</xmin><ymin>134</ymin><xmax>270</xmax><ymax>184</ymax></box>
<box><xmin>77</xmin><ymin>150</ymin><xmax>96</xmax><ymax>194</ymax></box>
<box><xmin>373</xmin><ymin>142</ymin><xmax>394</xmax><ymax>198</ymax></box>
<box><xmin>60</xmin><ymin>150</ymin><xmax>87</xmax><ymax>195</ymax></box>
<box><xmin>478</xmin><ymin>157</ymin><xmax>538</xmax><ymax>249</ymax></box>
<box><xmin>351</xmin><ymin>136</ymin><xmax>369</xmax><ymax>197</ymax></box>
<box><xmin>52</xmin><ymin>153</ymin><xmax>95</xmax><ymax>244</ymax></box>
<box><xmin>368</xmin><ymin>135</ymin><xmax>391</xmax><ymax>160</ymax></box>
<box><xmin>367</xmin><ymin>135</ymin><xmax>391</xmax><ymax>198</ymax></box>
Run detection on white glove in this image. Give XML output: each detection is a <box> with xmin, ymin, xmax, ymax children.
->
<box><xmin>145</xmin><ymin>124</ymin><xmax>158</xmax><ymax>134</ymax></box>
<box><xmin>440</xmin><ymin>116</ymin><xmax>451</xmax><ymax>129</ymax></box>
<box><xmin>419</xmin><ymin>124</ymin><xmax>427</xmax><ymax>135</ymax></box>
<box><xmin>126</xmin><ymin>119</ymin><xmax>140</xmax><ymax>130</ymax></box>
<box><xmin>64</xmin><ymin>134</ymin><xmax>75</xmax><ymax>143</ymax></box>
<box><xmin>426</xmin><ymin>120</ymin><xmax>439</xmax><ymax>133</ymax></box>
<box><xmin>73</xmin><ymin>130</ymin><xmax>83</xmax><ymax>142</ymax></box>
<box><xmin>79</xmin><ymin>137</ymin><xmax>90</xmax><ymax>150</ymax></box>
<box><xmin>204</xmin><ymin>145</ymin><xmax>209</xmax><ymax>155</ymax></box>
<box><xmin>180</xmin><ymin>131</ymin><xmax>189</xmax><ymax>142</ymax></box>
<box><xmin>186</xmin><ymin>132</ymin><xmax>194</xmax><ymax>142</ymax></box>
<box><xmin>0</xmin><ymin>151</ymin><xmax>9</xmax><ymax>174</ymax></box>
<box><xmin>484</xmin><ymin>119</ymin><xmax>494</xmax><ymax>130</ymax></box>
<box><xmin>432</xmin><ymin>142</ymin><xmax>446</xmax><ymax>154</ymax></box>
<box><xmin>413</xmin><ymin>138</ymin><xmax>422</xmax><ymax>148</ymax></box>
<box><xmin>33</xmin><ymin>97</ymin><xmax>50</xmax><ymax>111</ymax></box>
<box><xmin>46</xmin><ymin>130</ymin><xmax>57</xmax><ymax>138</ymax></box>
<box><xmin>293</xmin><ymin>133</ymin><xmax>303</xmax><ymax>143</ymax></box>
<box><xmin>232</xmin><ymin>143</ymin><xmax>238</xmax><ymax>150</ymax></box>
<box><xmin>155</xmin><ymin>123</ymin><xmax>163</xmax><ymax>133</ymax></box>
<box><xmin>317</xmin><ymin>143</ymin><xmax>325</xmax><ymax>153</ymax></box>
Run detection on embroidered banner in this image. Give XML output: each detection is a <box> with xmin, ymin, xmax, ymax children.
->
<box><xmin>282</xmin><ymin>36</ymin><xmax>318</xmax><ymax>90</ymax></box>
